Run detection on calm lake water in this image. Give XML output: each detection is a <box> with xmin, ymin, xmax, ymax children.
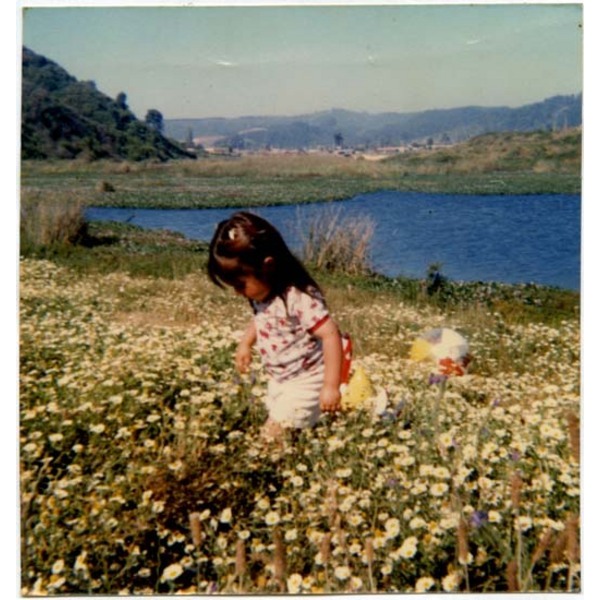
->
<box><xmin>86</xmin><ymin>191</ymin><xmax>581</xmax><ymax>290</ymax></box>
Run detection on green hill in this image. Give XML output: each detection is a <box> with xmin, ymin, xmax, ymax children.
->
<box><xmin>383</xmin><ymin>128</ymin><xmax>581</xmax><ymax>176</ymax></box>
<box><xmin>21</xmin><ymin>47</ymin><xmax>195</xmax><ymax>161</ymax></box>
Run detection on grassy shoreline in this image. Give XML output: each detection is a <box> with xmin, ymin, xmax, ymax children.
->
<box><xmin>21</xmin><ymin>152</ymin><xmax>580</xmax><ymax>211</ymax></box>
<box><xmin>31</xmin><ymin>220</ymin><xmax>579</xmax><ymax>330</ymax></box>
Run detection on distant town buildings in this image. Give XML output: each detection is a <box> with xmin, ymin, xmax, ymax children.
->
<box><xmin>188</xmin><ymin>138</ymin><xmax>453</xmax><ymax>160</ymax></box>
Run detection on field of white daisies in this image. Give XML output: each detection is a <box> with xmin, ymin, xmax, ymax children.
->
<box><xmin>19</xmin><ymin>254</ymin><xmax>580</xmax><ymax>595</ymax></box>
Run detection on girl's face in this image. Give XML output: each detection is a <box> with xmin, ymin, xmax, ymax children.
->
<box><xmin>230</xmin><ymin>274</ymin><xmax>271</xmax><ymax>302</ymax></box>
<box><xmin>216</xmin><ymin>255</ymin><xmax>274</xmax><ymax>302</ymax></box>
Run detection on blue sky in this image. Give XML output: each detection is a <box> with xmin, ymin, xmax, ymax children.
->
<box><xmin>20</xmin><ymin>1</ymin><xmax>583</xmax><ymax>120</ymax></box>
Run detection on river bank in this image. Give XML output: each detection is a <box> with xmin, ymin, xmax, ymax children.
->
<box><xmin>85</xmin><ymin>190</ymin><xmax>581</xmax><ymax>291</ymax></box>
<box><xmin>33</xmin><ymin>220</ymin><xmax>578</xmax><ymax>330</ymax></box>
<box><xmin>21</xmin><ymin>146</ymin><xmax>580</xmax><ymax>211</ymax></box>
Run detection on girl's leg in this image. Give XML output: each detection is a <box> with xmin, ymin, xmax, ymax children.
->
<box><xmin>260</xmin><ymin>418</ymin><xmax>285</xmax><ymax>442</ymax></box>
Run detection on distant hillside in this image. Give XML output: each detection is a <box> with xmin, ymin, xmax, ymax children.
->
<box><xmin>21</xmin><ymin>47</ymin><xmax>195</xmax><ymax>161</ymax></box>
<box><xmin>383</xmin><ymin>128</ymin><xmax>581</xmax><ymax>176</ymax></box>
<box><xmin>166</xmin><ymin>95</ymin><xmax>582</xmax><ymax>151</ymax></box>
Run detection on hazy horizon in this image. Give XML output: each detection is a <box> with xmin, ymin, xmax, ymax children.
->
<box><xmin>159</xmin><ymin>93</ymin><xmax>582</xmax><ymax>123</ymax></box>
<box><xmin>20</xmin><ymin>3</ymin><xmax>583</xmax><ymax>121</ymax></box>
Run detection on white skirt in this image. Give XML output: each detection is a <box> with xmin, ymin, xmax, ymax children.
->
<box><xmin>264</xmin><ymin>366</ymin><xmax>324</xmax><ymax>429</ymax></box>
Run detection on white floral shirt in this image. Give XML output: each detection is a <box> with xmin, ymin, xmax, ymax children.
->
<box><xmin>251</xmin><ymin>286</ymin><xmax>330</xmax><ymax>382</ymax></box>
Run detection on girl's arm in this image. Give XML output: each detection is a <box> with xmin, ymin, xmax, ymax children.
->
<box><xmin>236</xmin><ymin>319</ymin><xmax>257</xmax><ymax>373</ymax></box>
<box><xmin>312</xmin><ymin>318</ymin><xmax>343</xmax><ymax>412</ymax></box>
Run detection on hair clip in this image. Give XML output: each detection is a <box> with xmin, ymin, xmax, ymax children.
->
<box><xmin>228</xmin><ymin>228</ymin><xmax>237</xmax><ymax>241</ymax></box>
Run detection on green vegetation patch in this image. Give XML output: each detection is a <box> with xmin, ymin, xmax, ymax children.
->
<box><xmin>21</xmin><ymin>151</ymin><xmax>580</xmax><ymax>212</ymax></box>
<box><xmin>385</xmin><ymin>129</ymin><xmax>581</xmax><ymax>179</ymax></box>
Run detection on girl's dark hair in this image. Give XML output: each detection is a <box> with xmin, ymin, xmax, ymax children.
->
<box><xmin>208</xmin><ymin>211</ymin><xmax>321</xmax><ymax>298</ymax></box>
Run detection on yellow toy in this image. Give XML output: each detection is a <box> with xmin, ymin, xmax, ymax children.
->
<box><xmin>341</xmin><ymin>365</ymin><xmax>375</xmax><ymax>410</ymax></box>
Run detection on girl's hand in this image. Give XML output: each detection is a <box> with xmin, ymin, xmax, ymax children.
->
<box><xmin>312</xmin><ymin>319</ymin><xmax>343</xmax><ymax>414</ymax></box>
<box><xmin>235</xmin><ymin>343</ymin><xmax>252</xmax><ymax>373</ymax></box>
<box><xmin>236</xmin><ymin>320</ymin><xmax>257</xmax><ymax>374</ymax></box>
<box><xmin>320</xmin><ymin>384</ymin><xmax>341</xmax><ymax>414</ymax></box>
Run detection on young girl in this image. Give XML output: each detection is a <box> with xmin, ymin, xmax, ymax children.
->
<box><xmin>208</xmin><ymin>211</ymin><xmax>343</xmax><ymax>440</ymax></box>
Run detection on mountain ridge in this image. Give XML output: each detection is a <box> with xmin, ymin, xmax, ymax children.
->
<box><xmin>165</xmin><ymin>94</ymin><xmax>582</xmax><ymax>151</ymax></box>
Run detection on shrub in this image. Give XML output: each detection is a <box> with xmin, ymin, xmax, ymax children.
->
<box><xmin>299</xmin><ymin>207</ymin><xmax>375</xmax><ymax>276</ymax></box>
<box><xmin>20</xmin><ymin>191</ymin><xmax>88</xmax><ymax>254</ymax></box>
